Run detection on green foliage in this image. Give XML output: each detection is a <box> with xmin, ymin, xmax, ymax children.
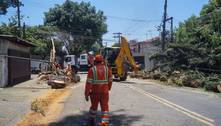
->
<box><xmin>200</xmin><ymin>0</ymin><xmax>221</xmax><ymax>16</ymax></box>
<box><xmin>0</xmin><ymin>19</ymin><xmax>60</xmax><ymax>59</ymax></box>
<box><xmin>182</xmin><ymin>70</ymin><xmax>205</xmax><ymax>88</ymax></box>
<box><xmin>204</xmin><ymin>74</ymin><xmax>220</xmax><ymax>92</ymax></box>
<box><xmin>0</xmin><ymin>15</ymin><xmax>23</xmax><ymax>36</ymax></box>
<box><xmin>150</xmin><ymin>0</ymin><xmax>221</xmax><ymax>75</ymax></box>
<box><xmin>151</xmin><ymin>37</ymin><xmax>161</xmax><ymax>47</ymax></box>
<box><xmin>112</xmin><ymin>43</ymin><xmax>120</xmax><ymax>47</ymax></box>
<box><xmin>0</xmin><ymin>0</ymin><xmax>20</xmax><ymax>15</ymax></box>
<box><xmin>44</xmin><ymin>0</ymin><xmax>107</xmax><ymax>52</ymax></box>
<box><xmin>0</xmin><ymin>0</ymin><xmax>10</xmax><ymax>15</ymax></box>
<box><xmin>25</xmin><ymin>25</ymin><xmax>62</xmax><ymax>59</ymax></box>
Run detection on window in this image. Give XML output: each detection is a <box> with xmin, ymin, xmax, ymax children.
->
<box><xmin>81</xmin><ymin>55</ymin><xmax>86</xmax><ymax>59</ymax></box>
<box><xmin>65</xmin><ymin>57</ymin><xmax>71</xmax><ymax>62</ymax></box>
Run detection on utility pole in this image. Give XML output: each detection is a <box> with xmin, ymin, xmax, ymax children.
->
<box><xmin>166</xmin><ymin>17</ymin><xmax>173</xmax><ymax>43</ymax></box>
<box><xmin>22</xmin><ymin>22</ymin><xmax>26</xmax><ymax>39</ymax></box>
<box><xmin>113</xmin><ymin>32</ymin><xmax>122</xmax><ymax>44</ymax></box>
<box><xmin>161</xmin><ymin>0</ymin><xmax>167</xmax><ymax>51</ymax></box>
<box><xmin>170</xmin><ymin>17</ymin><xmax>173</xmax><ymax>43</ymax></box>
<box><xmin>16</xmin><ymin>0</ymin><xmax>21</xmax><ymax>37</ymax></box>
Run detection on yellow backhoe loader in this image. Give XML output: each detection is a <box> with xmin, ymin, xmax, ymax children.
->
<box><xmin>101</xmin><ymin>36</ymin><xmax>139</xmax><ymax>81</ymax></box>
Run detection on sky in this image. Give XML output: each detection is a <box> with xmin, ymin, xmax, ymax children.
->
<box><xmin>0</xmin><ymin>0</ymin><xmax>209</xmax><ymax>46</ymax></box>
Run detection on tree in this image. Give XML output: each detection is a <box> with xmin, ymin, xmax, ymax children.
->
<box><xmin>0</xmin><ymin>15</ymin><xmax>23</xmax><ymax>36</ymax></box>
<box><xmin>150</xmin><ymin>0</ymin><xmax>221</xmax><ymax>74</ymax></box>
<box><xmin>112</xmin><ymin>43</ymin><xmax>120</xmax><ymax>47</ymax></box>
<box><xmin>200</xmin><ymin>0</ymin><xmax>221</xmax><ymax>16</ymax></box>
<box><xmin>0</xmin><ymin>0</ymin><xmax>21</xmax><ymax>15</ymax></box>
<box><xmin>44</xmin><ymin>0</ymin><xmax>107</xmax><ymax>54</ymax></box>
<box><xmin>25</xmin><ymin>25</ymin><xmax>60</xmax><ymax>59</ymax></box>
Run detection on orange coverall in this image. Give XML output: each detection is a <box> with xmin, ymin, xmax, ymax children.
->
<box><xmin>85</xmin><ymin>64</ymin><xmax>112</xmax><ymax>125</ymax></box>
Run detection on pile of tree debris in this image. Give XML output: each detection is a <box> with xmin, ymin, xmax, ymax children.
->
<box><xmin>130</xmin><ymin>70</ymin><xmax>221</xmax><ymax>93</ymax></box>
<box><xmin>131</xmin><ymin>0</ymin><xmax>221</xmax><ymax>93</ymax></box>
<box><xmin>37</xmin><ymin>71</ymin><xmax>80</xmax><ymax>89</ymax></box>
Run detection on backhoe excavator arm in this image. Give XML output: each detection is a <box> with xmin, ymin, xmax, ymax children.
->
<box><xmin>115</xmin><ymin>36</ymin><xmax>138</xmax><ymax>77</ymax></box>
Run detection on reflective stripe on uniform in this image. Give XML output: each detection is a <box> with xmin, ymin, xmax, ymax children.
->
<box><xmin>101</xmin><ymin>111</ymin><xmax>110</xmax><ymax>123</ymax></box>
<box><xmin>92</xmin><ymin>80</ymin><xmax>108</xmax><ymax>84</ymax></box>
<box><xmin>92</xmin><ymin>67</ymin><xmax>98</xmax><ymax>80</ymax></box>
<box><xmin>91</xmin><ymin>66</ymin><xmax>109</xmax><ymax>85</ymax></box>
<box><xmin>87</xmin><ymin>78</ymin><xmax>93</xmax><ymax>83</ymax></box>
<box><xmin>104</xmin><ymin>66</ymin><xmax>108</xmax><ymax>81</ymax></box>
<box><xmin>101</xmin><ymin>118</ymin><xmax>109</xmax><ymax>122</ymax></box>
<box><xmin>101</xmin><ymin>111</ymin><xmax>109</xmax><ymax>116</ymax></box>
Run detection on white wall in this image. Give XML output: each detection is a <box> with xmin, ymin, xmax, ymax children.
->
<box><xmin>31</xmin><ymin>59</ymin><xmax>50</xmax><ymax>72</ymax></box>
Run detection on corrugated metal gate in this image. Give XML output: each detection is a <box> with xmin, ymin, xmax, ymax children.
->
<box><xmin>8</xmin><ymin>49</ymin><xmax>31</xmax><ymax>86</ymax></box>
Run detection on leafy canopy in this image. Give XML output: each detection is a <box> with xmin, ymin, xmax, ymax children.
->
<box><xmin>44</xmin><ymin>0</ymin><xmax>107</xmax><ymax>53</ymax></box>
<box><xmin>151</xmin><ymin>0</ymin><xmax>221</xmax><ymax>74</ymax></box>
<box><xmin>0</xmin><ymin>0</ymin><xmax>22</xmax><ymax>15</ymax></box>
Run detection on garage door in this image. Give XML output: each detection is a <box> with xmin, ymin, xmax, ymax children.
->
<box><xmin>8</xmin><ymin>49</ymin><xmax>31</xmax><ymax>86</ymax></box>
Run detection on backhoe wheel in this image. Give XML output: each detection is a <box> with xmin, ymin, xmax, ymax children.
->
<box><xmin>120</xmin><ymin>72</ymin><xmax>127</xmax><ymax>81</ymax></box>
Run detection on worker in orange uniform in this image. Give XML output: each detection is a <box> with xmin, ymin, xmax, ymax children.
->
<box><xmin>85</xmin><ymin>54</ymin><xmax>112</xmax><ymax>126</ymax></box>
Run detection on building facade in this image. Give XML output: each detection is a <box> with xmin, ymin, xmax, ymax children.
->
<box><xmin>0</xmin><ymin>35</ymin><xmax>35</xmax><ymax>87</ymax></box>
<box><xmin>130</xmin><ymin>37</ymin><xmax>160</xmax><ymax>70</ymax></box>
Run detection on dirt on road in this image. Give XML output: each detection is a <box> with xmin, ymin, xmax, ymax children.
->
<box><xmin>15</xmin><ymin>87</ymin><xmax>72</xmax><ymax>126</ymax></box>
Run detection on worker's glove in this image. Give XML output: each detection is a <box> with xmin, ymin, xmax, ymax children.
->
<box><xmin>85</xmin><ymin>96</ymin><xmax>89</xmax><ymax>102</ymax></box>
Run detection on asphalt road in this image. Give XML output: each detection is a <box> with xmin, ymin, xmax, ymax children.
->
<box><xmin>0</xmin><ymin>75</ymin><xmax>50</xmax><ymax>126</ymax></box>
<box><xmin>49</xmin><ymin>74</ymin><xmax>221</xmax><ymax>126</ymax></box>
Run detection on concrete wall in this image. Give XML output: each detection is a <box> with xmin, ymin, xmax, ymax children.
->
<box><xmin>130</xmin><ymin>42</ymin><xmax>160</xmax><ymax>71</ymax></box>
<box><xmin>0</xmin><ymin>38</ymin><xmax>31</xmax><ymax>87</ymax></box>
<box><xmin>0</xmin><ymin>39</ymin><xmax>8</xmax><ymax>87</ymax></box>
<box><xmin>0</xmin><ymin>39</ymin><xmax>8</xmax><ymax>55</ymax></box>
<box><xmin>0</xmin><ymin>56</ymin><xmax>8</xmax><ymax>87</ymax></box>
<box><xmin>143</xmin><ymin>44</ymin><xmax>160</xmax><ymax>71</ymax></box>
<box><xmin>8</xmin><ymin>41</ymin><xmax>30</xmax><ymax>53</ymax></box>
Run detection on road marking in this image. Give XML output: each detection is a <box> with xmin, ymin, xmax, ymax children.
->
<box><xmin>125</xmin><ymin>84</ymin><xmax>215</xmax><ymax>126</ymax></box>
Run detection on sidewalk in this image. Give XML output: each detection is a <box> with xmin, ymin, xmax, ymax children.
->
<box><xmin>0</xmin><ymin>75</ymin><xmax>50</xmax><ymax>126</ymax></box>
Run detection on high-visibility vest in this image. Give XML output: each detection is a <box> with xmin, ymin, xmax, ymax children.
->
<box><xmin>87</xmin><ymin>66</ymin><xmax>109</xmax><ymax>84</ymax></box>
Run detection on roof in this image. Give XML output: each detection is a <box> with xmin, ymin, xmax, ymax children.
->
<box><xmin>0</xmin><ymin>35</ymin><xmax>36</xmax><ymax>47</ymax></box>
<box><xmin>130</xmin><ymin>36</ymin><xmax>160</xmax><ymax>46</ymax></box>
<box><xmin>104</xmin><ymin>47</ymin><xmax>120</xmax><ymax>49</ymax></box>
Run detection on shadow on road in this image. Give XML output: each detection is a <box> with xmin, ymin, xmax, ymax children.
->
<box><xmin>49</xmin><ymin>110</ymin><xmax>143</xmax><ymax>126</ymax></box>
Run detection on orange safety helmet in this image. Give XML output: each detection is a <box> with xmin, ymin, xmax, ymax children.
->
<box><xmin>95</xmin><ymin>54</ymin><xmax>104</xmax><ymax>62</ymax></box>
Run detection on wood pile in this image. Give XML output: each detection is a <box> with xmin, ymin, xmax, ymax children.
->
<box><xmin>48</xmin><ymin>80</ymin><xmax>66</xmax><ymax>89</ymax></box>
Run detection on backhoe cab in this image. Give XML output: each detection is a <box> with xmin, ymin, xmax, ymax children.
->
<box><xmin>101</xmin><ymin>36</ymin><xmax>138</xmax><ymax>81</ymax></box>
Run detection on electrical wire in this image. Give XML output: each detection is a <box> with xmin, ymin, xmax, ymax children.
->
<box><xmin>107</xmin><ymin>15</ymin><xmax>161</xmax><ymax>23</ymax></box>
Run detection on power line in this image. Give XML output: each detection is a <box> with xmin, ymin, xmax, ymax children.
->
<box><xmin>113</xmin><ymin>32</ymin><xmax>122</xmax><ymax>44</ymax></box>
<box><xmin>125</xmin><ymin>22</ymin><xmax>150</xmax><ymax>35</ymax></box>
<box><xmin>107</xmin><ymin>15</ymin><xmax>161</xmax><ymax>22</ymax></box>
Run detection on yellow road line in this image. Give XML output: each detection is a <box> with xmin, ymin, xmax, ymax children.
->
<box><xmin>125</xmin><ymin>84</ymin><xmax>215</xmax><ymax>126</ymax></box>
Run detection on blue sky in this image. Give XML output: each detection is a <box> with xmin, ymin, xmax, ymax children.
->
<box><xmin>0</xmin><ymin>0</ymin><xmax>209</xmax><ymax>45</ymax></box>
